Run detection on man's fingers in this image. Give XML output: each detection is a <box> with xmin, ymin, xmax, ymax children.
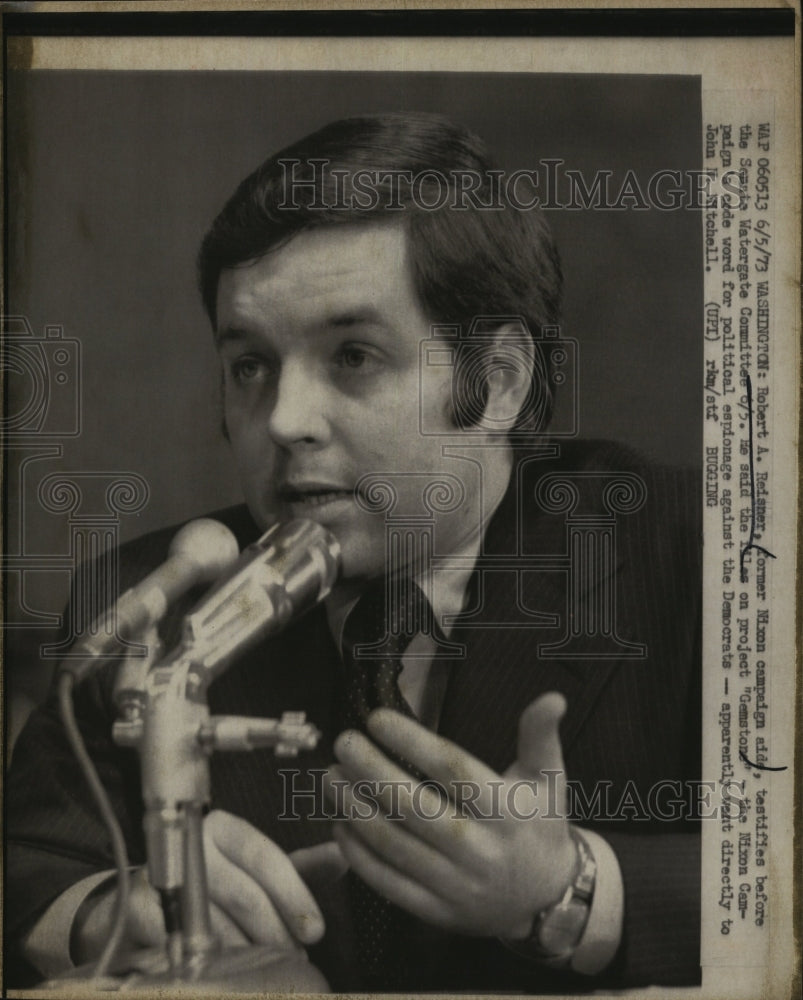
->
<box><xmin>333</xmin><ymin>728</ymin><xmax>412</xmax><ymax>786</ymax></box>
<box><xmin>332</xmin><ymin>823</ymin><xmax>454</xmax><ymax>928</ymax></box>
<box><xmin>204</xmin><ymin>810</ymin><xmax>325</xmax><ymax>946</ymax></box>
<box><xmin>328</xmin><ymin>777</ymin><xmax>469</xmax><ymax>893</ymax></box>
<box><xmin>124</xmin><ymin>869</ymin><xmax>249</xmax><ymax>950</ymax></box>
<box><xmin>290</xmin><ymin>841</ymin><xmax>349</xmax><ymax>892</ymax></box>
<box><xmin>204</xmin><ymin>840</ymin><xmax>297</xmax><ymax>948</ymax></box>
<box><xmin>208</xmin><ymin>902</ymin><xmax>252</xmax><ymax>948</ymax></box>
<box><xmin>362</xmin><ymin>710</ymin><xmax>502</xmax><ymax>811</ymax></box>
<box><xmin>324</xmin><ymin>763</ymin><xmax>481</xmax><ymax>865</ymax></box>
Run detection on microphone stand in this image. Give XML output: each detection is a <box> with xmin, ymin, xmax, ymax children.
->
<box><xmin>46</xmin><ymin>520</ymin><xmax>339</xmax><ymax>992</ymax></box>
<box><xmin>104</xmin><ymin>636</ymin><xmax>327</xmax><ymax>992</ymax></box>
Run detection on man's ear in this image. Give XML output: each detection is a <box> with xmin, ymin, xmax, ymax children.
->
<box><xmin>476</xmin><ymin>323</ymin><xmax>535</xmax><ymax>432</ymax></box>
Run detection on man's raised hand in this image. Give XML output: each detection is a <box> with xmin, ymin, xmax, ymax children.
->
<box><xmin>325</xmin><ymin>692</ymin><xmax>577</xmax><ymax>941</ymax></box>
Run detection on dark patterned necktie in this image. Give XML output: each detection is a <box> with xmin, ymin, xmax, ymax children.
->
<box><xmin>338</xmin><ymin>576</ymin><xmax>429</xmax><ymax>989</ymax></box>
<box><xmin>340</xmin><ymin>574</ymin><xmax>430</xmax><ymax>727</ymax></box>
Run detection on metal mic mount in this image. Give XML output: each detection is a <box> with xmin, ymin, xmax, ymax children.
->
<box><xmin>103</xmin><ymin>519</ymin><xmax>340</xmax><ymax>989</ymax></box>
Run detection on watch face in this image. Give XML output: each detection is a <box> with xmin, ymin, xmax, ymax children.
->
<box><xmin>538</xmin><ymin>898</ymin><xmax>590</xmax><ymax>955</ymax></box>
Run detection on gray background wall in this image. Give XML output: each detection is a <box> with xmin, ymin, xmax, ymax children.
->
<box><xmin>5</xmin><ymin>70</ymin><xmax>702</xmax><ymax>726</ymax></box>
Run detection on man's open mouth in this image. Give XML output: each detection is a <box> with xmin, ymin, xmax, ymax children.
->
<box><xmin>279</xmin><ymin>485</ymin><xmax>354</xmax><ymax>507</ymax></box>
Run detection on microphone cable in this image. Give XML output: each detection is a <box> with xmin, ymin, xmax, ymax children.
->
<box><xmin>58</xmin><ymin>670</ymin><xmax>131</xmax><ymax>981</ymax></box>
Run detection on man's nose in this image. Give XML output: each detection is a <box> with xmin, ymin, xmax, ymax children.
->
<box><xmin>266</xmin><ymin>361</ymin><xmax>329</xmax><ymax>447</ymax></box>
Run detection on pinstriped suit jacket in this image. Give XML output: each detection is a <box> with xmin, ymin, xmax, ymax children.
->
<box><xmin>7</xmin><ymin>441</ymin><xmax>701</xmax><ymax>991</ymax></box>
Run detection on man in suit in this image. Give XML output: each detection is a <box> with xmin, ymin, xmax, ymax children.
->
<box><xmin>7</xmin><ymin>112</ymin><xmax>701</xmax><ymax>991</ymax></box>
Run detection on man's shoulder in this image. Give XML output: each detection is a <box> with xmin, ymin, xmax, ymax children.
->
<box><xmin>518</xmin><ymin>438</ymin><xmax>700</xmax><ymax>515</ymax></box>
<box><xmin>507</xmin><ymin>439</ymin><xmax>701</xmax><ymax>570</ymax></box>
<box><xmin>548</xmin><ymin>440</ymin><xmax>702</xmax><ymax>576</ymax></box>
<box><xmin>542</xmin><ymin>437</ymin><xmax>697</xmax><ymax>477</ymax></box>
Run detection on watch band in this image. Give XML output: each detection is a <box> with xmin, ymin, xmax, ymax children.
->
<box><xmin>503</xmin><ymin>827</ymin><xmax>597</xmax><ymax>966</ymax></box>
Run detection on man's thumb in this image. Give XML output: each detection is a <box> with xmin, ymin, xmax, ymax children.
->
<box><xmin>508</xmin><ymin>691</ymin><xmax>567</xmax><ymax>780</ymax></box>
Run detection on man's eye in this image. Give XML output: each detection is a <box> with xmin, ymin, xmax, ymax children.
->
<box><xmin>230</xmin><ymin>357</ymin><xmax>272</xmax><ymax>384</ymax></box>
<box><xmin>335</xmin><ymin>344</ymin><xmax>380</xmax><ymax>371</ymax></box>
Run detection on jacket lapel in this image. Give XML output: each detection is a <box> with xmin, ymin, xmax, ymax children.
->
<box><xmin>437</xmin><ymin>450</ymin><xmax>627</xmax><ymax>773</ymax></box>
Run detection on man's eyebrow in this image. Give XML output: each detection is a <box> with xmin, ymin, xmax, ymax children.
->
<box><xmin>326</xmin><ymin>307</ymin><xmax>386</xmax><ymax>328</ymax></box>
<box><xmin>214</xmin><ymin>326</ymin><xmax>250</xmax><ymax>348</ymax></box>
<box><xmin>214</xmin><ymin>309</ymin><xmax>390</xmax><ymax>346</ymax></box>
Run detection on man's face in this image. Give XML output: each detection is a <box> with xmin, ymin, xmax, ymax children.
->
<box><xmin>215</xmin><ymin>222</ymin><xmax>491</xmax><ymax>584</ymax></box>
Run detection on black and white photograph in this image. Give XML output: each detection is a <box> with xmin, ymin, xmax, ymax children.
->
<box><xmin>2</xmin><ymin>6</ymin><xmax>799</xmax><ymax>998</ymax></box>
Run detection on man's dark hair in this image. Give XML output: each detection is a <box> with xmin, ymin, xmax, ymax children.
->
<box><xmin>198</xmin><ymin>112</ymin><xmax>563</xmax><ymax>433</ymax></box>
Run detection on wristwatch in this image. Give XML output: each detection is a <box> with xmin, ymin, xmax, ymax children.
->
<box><xmin>503</xmin><ymin>828</ymin><xmax>597</xmax><ymax>966</ymax></box>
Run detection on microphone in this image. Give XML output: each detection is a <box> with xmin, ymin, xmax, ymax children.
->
<box><xmin>61</xmin><ymin>518</ymin><xmax>241</xmax><ymax>683</ymax></box>
<box><xmin>161</xmin><ymin>519</ymin><xmax>341</xmax><ymax>686</ymax></box>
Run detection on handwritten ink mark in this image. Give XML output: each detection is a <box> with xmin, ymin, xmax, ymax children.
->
<box><xmin>739</xmin><ymin>370</ymin><xmax>776</xmax><ymax>583</ymax></box>
<box><xmin>739</xmin><ymin>749</ymin><xmax>787</xmax><ymax>772</ymax></box>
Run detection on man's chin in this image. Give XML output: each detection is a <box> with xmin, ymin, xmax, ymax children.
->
<box><xmin>330</xmin><ymin>535</ymin><xmax>385</xmax><ymax>584</ymax></box>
